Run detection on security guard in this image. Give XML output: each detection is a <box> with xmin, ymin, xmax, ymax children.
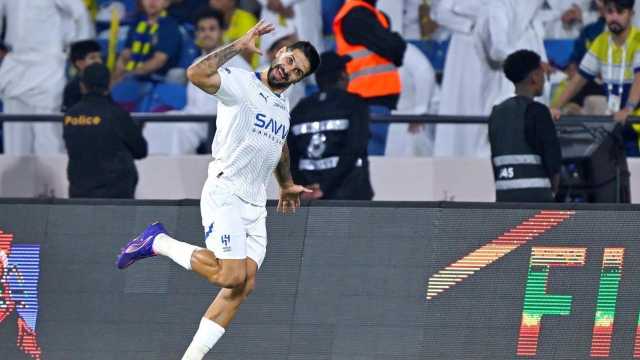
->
<box><xmin>63</xmin><ymin>63</ymin><xmax>148</xmax><ymax>198</ymax></box>
<box><xmin>489</xmin><ymin>50</ymin><xmax>562</xmax><ymax>202</ymax></box>
<box><xmin>333</xmin><ymin>0</ymin><xmax>406</xmax><ymax>155</ymax></box>
<box><xmin>289</xmin><ymin>52</ymin><xmax>374</xmax><ymax>200</ymax></box>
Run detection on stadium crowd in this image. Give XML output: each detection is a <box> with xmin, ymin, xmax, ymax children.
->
<box><xmin>0</xmin><ymin>0</ymin><xmax>638</xmax><ymax>199</ymax></box>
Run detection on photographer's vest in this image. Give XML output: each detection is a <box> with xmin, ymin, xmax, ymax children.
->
<box><xmin>333</xmin><ymin>0</ymin><xmax>401</xmax><ymax>99</ymax></box>
<box><xmin>489</xmin><ymin>96</ymin><xmax>553</xmax><ymax>202</ymax></box>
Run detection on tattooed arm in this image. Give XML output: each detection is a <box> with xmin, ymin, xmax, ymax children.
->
<box><xmin>274</xmin><ymin>142</ymin><xmax>294</xmax><ymax>188</ymax></box>
<box><xmin>275</xmin><ymin>143</ymin><xmax>312</xmax><ymax>213</ymax></box>
<box><xmin>186</xmin><ymin>20</ymin><xmax>274</xmax><ymax>94</ymax></box>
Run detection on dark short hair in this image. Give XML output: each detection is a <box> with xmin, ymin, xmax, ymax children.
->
<box><xmin>70</xmin><ymin>40</ymin><xmax>102</xmax><ymax>64</ymax></box>
<box><xmin>604</xmin><ymin>0</ymin><xmax>635</xmax><ymax>10</ymax></box>
<box><xmin>287</xmin><ymin>41</ymin><xmax>321</xmax><ymax>78</ymax></box>
<box><xmin>82</xmin><ymin>63</ymin><xmax>111</xmax><ymax>93</ymax></box>
<box><xmin>194</xmin><ymin>8</ymin><xmax>226</xmax><ymax>29</ymax></box>
<box><xmin>503</xmin><ymin>49</ymin><xmax>541</xmax><ymax>84</ymax></box>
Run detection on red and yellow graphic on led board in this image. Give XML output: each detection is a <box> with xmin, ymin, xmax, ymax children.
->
<box><xmin>427</xmin><ymin>210</ymin><xmax>574</xmax><ymax>300</ymax></box>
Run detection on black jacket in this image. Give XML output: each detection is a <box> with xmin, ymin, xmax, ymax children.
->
<box><xmin>489</xmin><ymin>96</ymin><xmax>561</xmax><ymax>202</ymax></box>
<box><xmin>63</xmin><ymin>93</ymin><xmax>147</xmax><ymax>198</ymax></box>
<box><xmin>341</xmin><ymin>5</ymin><xmax>406</xmax><ymax>109</ymax></box>
<box><xmin>289</xmin><ymin>89</ymin><xmax>374</xmax><ymax>200</ymax></box>
<box><xmin>61</xmin><ymin>76</ymin><xmax>82</xmax><ymax>112</ymax></box>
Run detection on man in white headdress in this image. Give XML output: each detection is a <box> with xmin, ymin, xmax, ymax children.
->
<box><xmin>431</xmin><ymin>0</ymin><xmax>492</xmax><ymax>158</ymax></box>
<box><xmin>0</xmin><ymin>0</ymin><xmax>91</xmax><ymax>155</ymax></box>
<box><xmin>482</xmin><ymin>0</ymin><xmax>550</xmax><ymax>110</ymax></box>
<box><xmin>542</xmin><ymin>0</ymin><xmax>597</xmax><ymax>38</ymax></box>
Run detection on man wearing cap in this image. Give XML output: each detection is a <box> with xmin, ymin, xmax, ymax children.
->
<box><xmin>489</xmin><ymin>50</ymin><xmax>562</xmax><ymax>203</ymax></box>
<box><xmin>288</xmin><ymin>51</ymin><xmax>374</xmax><ymax>200</ymax></box>
<box><xmin>63</xmin><ymin>63</ymin><xmax>148</xmax><ymax>198</ymax></box>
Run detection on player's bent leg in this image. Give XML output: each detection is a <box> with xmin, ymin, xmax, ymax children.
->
<box><xmin>204</xmin><ymin>258</ymin><xmax>257</xmax><ymax>327</ymax></box>
<box><xmin>181</xmin><ymin>259</ymin><xmax>258</xmax><ymax>360</ymax></box>
<box><xmin>190</xmin><ymin>252</ymin><xmax>247</xmax><ymax>289</ymax></box>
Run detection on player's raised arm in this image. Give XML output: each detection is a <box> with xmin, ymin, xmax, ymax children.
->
<box><xmin>186</xmin><ymin>20</ymin><xmax>275</xmax><ymax>94</ymax></box>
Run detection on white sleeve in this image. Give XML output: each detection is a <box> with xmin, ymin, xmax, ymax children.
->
<box><xmin>54</xmin><ymin>0</ymin><xmax>86</xmax><ymax>20</ymax></box>
<box><xmin>406</xmin><ymin>44</ymin><xmax>435</xmax><ymax>114</ymax></box>
<box><xmin>431</xmin><ymin>0</ymin><xmax>474</xmax><ymax>34</ymax></box>
<box><xmin>214</xmin><ymin>67</ymin><xmax>246</xmax><ymax>106</ymax></box>
<box><xmin>485</xmin><ymin>4</ymin><xmax>513</xmax><ymax>63</ymax></box>
<box><xmin>411</xmin><ymin>46</ymin><xmax>435</xmax><ymax>115</ymax></box>
<box><xmin>56</xmin><ymin>0</ymin><xmax>94</xmax><ymax>41</ymax></box>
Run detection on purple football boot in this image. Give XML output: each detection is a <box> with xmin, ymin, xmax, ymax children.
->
<box><xmin>116</xmin><ymin>222</ymin><xmax>167</xmax><ymax>269</ymax></box>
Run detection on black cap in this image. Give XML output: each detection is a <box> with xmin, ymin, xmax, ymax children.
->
<box><xmin>81</xmin><ymin>63</ymin><xmax>111</xmax><ymax>91</ymax></box>
<box><xmin>315</xmin><ymin>51</ymin><xmax>350</xmax><ymax>76</ymax></box>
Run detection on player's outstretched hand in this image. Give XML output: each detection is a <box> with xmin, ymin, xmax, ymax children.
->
<box><xmin>278</xmin><ymin>184</ymin><xmax>312</xmax><ymax>214</ymax></box>
<box><xmin>238</xmin><ymin>20</ymin><xmax>275</xmax><ymax>56</ymax></box>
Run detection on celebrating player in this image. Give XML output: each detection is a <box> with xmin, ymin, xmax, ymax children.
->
<box><xmin>115</xmin><ymin>20</ymin><xmax>320</xmax><ymax>360</ymax></box>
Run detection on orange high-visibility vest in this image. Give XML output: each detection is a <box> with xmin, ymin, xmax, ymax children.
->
<box><xmin>333</xmin><ymin>0</ymin><xmax>401</xmax><ymax>99</ymax></box>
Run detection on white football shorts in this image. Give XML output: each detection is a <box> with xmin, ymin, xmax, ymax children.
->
<box><xmin>200</xmin><ymin>177</ymin><xmax>268</xmax><ymax>268</ymax></box>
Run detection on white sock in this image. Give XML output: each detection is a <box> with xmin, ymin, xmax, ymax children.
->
<box><xmin>152</xmin><ymin>233</ymin><xmax>201</xmax><ymax>270</ymax></box>
<box><xmin>182</xmin><ymin>317</ymin><xmax>225</xmax><ymax>360</ymax></box>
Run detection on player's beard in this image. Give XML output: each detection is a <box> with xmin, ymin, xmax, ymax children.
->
<box><xmin>608</xmin><ymin>22</ymin><xmax>625</xmax><ymax>35</ymax></box>
<box><xmin>267</xmin><ymin>64</ymin><xmax>291</xmax><ymax>91</ymax></box>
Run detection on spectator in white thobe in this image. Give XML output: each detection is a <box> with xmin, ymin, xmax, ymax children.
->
<box><xmin>431</xmin><ymin>0</ymin><xmax>493</xmax><ymax>158</ymax></box>
<box><xmin>541</xmin><ymin>0</ymin><xmax>597</xmax><ymax>38</ymax></box>
<box><xmin>385</xmin><ymin>43</ymin><xmax>437</xmax><ymax>156</ymax></box>
<box><xmin>143</xmin><ymin>9</ymin><xmax>251</xmax><ymax>155</ymax></box>
<box><xmin>0</xmin><ymin>0</ymin><xmax>91</xmax><ymax>155</ymax></box>
<box><xmin>377</xmin><ymin>0</ymin><xmax>424</xmax><ymax>39</ymax></box>
<box><xmin>482</xmin><ymin>0</ymin><xmax>550</xmax><ymax>110</ymax></box>
<box><xmin>257</xmin><ymin>0</ymin><xmax>324</xmax><ymax>54</ymax></box>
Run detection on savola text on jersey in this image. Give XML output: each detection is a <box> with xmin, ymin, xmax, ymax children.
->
<box><xmin>254</xmin><ymin>113</ymin><xmax>288</xmax><ymax>140</ymax></box>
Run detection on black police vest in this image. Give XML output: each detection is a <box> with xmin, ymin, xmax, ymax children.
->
<box><xmin>489</xmin><ymin>96</ymin><xmax>552</xmax><ymax>201</ymax></box>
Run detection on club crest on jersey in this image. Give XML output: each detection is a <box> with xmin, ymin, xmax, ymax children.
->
<box><xmin>254</xmin><ymin>113</ymin><xmax>288</xmax><ymax>141</ymax></box>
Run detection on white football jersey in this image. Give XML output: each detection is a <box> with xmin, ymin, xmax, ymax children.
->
<box><xmin>208</xmin><ymin>66</ymin><xmax>290</xmax><ymax>206</ymax></box>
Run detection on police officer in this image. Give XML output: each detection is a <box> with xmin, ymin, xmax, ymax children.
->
<box><xmin>63</xmin><ymin>63</ymin><xmax>148</xmax><ymax>198</ymax></box>
<box><xmin>289</xmin><ymin>51</ymin><xmax>374</xmax><ymax>200</ymax></box>
<box><xmin>489</xmin><ymin>50</ymin><xmax>562</xmax><ymax>202</ymax></box>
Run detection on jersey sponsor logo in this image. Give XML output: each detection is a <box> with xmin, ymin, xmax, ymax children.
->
<box><xmin>254</xmin><ymin>113</ymin><xmax>288</xmax><ymax>140</ymax></box>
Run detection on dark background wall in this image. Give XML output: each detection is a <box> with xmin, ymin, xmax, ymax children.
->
<box><xmin>0</xmin><ymin>200</ymin><xmax>639</xmax><ymax>359</ymax></box>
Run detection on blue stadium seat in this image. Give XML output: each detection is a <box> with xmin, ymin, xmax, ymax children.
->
<box><xmin>178</xmin><ymin>26</ymin><xmax>199</xmax><ymax>69</ymax></box>
<box><xmin>139</xmin><ymin>83</ymin><xmax>187</xmax><ymax>113</ymax></box>
<box><xmin>544</xmin><ymin>39</ymin><xmax>575</xmax><ymax>69</ymax></box>
<box><xmin>410</xmin><ymin>40</ymin><xmax>449</xmax><ymax>74</ymax></box>
<box><xmin>322</xmin><ymin>0</ymin><xmax>344</xmax><ymax>35</ymax></box>
<box><xmin>111</xmin><ymin>78</ymin><xmax>153</xmax><ymax>112</ymax></box>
